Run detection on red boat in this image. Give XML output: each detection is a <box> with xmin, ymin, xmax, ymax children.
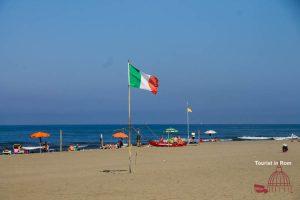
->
<box><xmin>149</xmin><ymin>140</ymin><xmax>187</xmax><ymax>147</ymax></box>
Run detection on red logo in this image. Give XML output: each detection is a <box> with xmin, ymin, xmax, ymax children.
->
<box><xmin>254</xmin><ymin>164</ymin><xmax>293</xmax><ymax>194</ymax></box>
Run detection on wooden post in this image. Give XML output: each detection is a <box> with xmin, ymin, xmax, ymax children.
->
<box><xmin>39</xmin><ymin>137</ymin><xmax>42</xmax><ymax>153</ymax></box>
<box><xmin>60</xmin><ymin>130</ymin><xmax>63</xmax><ymax>152</ymax></box>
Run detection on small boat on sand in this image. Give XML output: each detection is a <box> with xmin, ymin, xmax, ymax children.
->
<box><xmin>149</xmin><ymin>140</ymin><xmax>187</xmax><ymax>147</ymax></box>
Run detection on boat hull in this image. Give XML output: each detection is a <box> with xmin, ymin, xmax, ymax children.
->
<box><xmin>149</xmin><ymin>140</ymin><xmax>187</xmax><ymax>147</ymax></box>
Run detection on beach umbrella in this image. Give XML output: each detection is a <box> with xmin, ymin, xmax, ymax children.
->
<box><xmin>205</xmin><ymin>130</ymin><xmax>217</xmax><ymax>138</ymax></box>
<box><xmin>30</xmin><ymin>131</ymin><xmax>50</xmax><ymax>140</ymax></box>
<box><xmin>30</xmin><ymin>131</ymin><xmax>50</xmax><ymax>153</ymax></box>
<box><xmin>165</xmin><ymin>128</ymin><xmax>179</xmax><ymax>133</ymax></box>
<box><xmin>165</xmin><ymin>128</ymin><xmax>178</xmax><ymax>142</ymax></box>
<box><xmin>112</xmin><ymin>132</ymin><xmax>128</xmax><ymax>139</ymax></box>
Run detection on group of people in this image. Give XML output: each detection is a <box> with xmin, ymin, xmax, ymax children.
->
<box><xmin>173</xmin><ymin>136</ymin><xmax>184</xmax><ymax>144</ymax></box>
<box><xmin>100</xmin><ymin>133</ymin><xmax>142</xmax><ymax>149</ymax></box>
<box><xmin>102</xmin><ymin>139</ymin><xmax>124</xmax><ymax>149</ymax></box>
<box><xmin>68</xmin><ymin>144</ymin><xmax>80</xmax><ymax>151</ymax></box>
<box><xmin>1</xmin><ymin>142</ymin><xmax>50</xmax><ymax>155</ymax></box>
<box><xmin>162</xmin><ymin>136</ymin><xmax>184</xmax><ymax>145</ymax></box>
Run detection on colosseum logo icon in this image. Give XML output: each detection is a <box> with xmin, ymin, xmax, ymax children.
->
<box><xmin>254</xmin><ymin>164</ymin><xmax>293</xmax><ymax>193</ymax></box>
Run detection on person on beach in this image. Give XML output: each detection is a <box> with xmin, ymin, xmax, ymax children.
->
<box><xmin>136</xmin><ymin>131</ymin><xmax>142</xmax><ymax>147</ymax></box>
<box><xmin>2</xmin><ymin>147</ymin><xmax>12</xmax><ymax>155</ymax></box>
<box><xmin>42</xmin><ymin>142</ymin><xmax>49</xmax><ymax>152</ymax></box>
<box><xmin>117</xmin><ymin>139</ymin><xmax>123</xmax><ymax>148</ymax></box>
<box><xmin>99</xmin><ymin>134</ymin><xmax>104</xmax><ymax>149</ymax></box>
<box><xmin>282</xmin><ymin>144</ymin><xmax>288</xmax><ymax>152</ymax></box>
<box><xmin>159</xmin><ymin>137</ymin><xmax>164</xmax><ymax>142</ymax></box>
<box><xmin>173</xmin><ymin>136</ymin><xmax>178</xmax><ymax>144</ymax></box>
<box><xmin>178</xmin><ymin>137</ymin><xmax>183</xmax><ymax>145</ymax></box>
<box><xmin>191</xmin><ymin>132</ymin><xmax>196</xmax><ymax>143</ymax></box>
<box><xmin>68</xmin><ymin>145</ymin><xmax>75</xmax><ymax>151</ymax></box>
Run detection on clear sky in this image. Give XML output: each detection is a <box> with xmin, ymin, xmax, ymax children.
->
<box><xmin>0</xmin><ymin>0</ymin><xmax>300</xmax><ymax>124</ymax></box>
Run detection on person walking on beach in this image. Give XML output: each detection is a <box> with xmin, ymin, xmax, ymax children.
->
<box><xmin>136</xmin><ymin>130</ymin><xmax>142</xmax><ymax>147</ymax></box>
<box><xmin>99</xmin><ymin>134</ymin><xmax>104</xmax><ymax>149</ymax></box>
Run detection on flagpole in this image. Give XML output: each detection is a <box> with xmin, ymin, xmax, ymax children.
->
<box><xmin>187</xmin><ymin>101</ymin><xmax>190</xmax><ymax>144</ymax></box>
<box><xmin>128</xmin><ymin>61</ymin><xmax>132</xmax><ymax>173</ymax></box>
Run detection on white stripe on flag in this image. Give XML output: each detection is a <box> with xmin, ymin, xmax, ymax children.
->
<box><xmin>140</xmin><ymin>71</ymin><xmax>151</xmax><ymax>91</ymax></box>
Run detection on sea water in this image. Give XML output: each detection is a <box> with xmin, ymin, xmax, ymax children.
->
<box><xmin>0</xmin><ymin>124</ymin><xmax>299</xmax><ymax>151</ymax></box>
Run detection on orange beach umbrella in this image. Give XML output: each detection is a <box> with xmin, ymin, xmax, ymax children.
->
<box><xmin>30</xmin><ymin>132</ymin><xmax>50</xmax><ymax>139</ymax></box>
<box><xmin>30</xmin><ymin>131</ymin><xmax>50</xmax><ymax>145</ymax></box>
<box><xmin>30</xmin><ymin>131</ymin><xmax>50</xmax><ymax>153</ymax></box>
<box><xmin>112</xmin><ymin>132</ymin><xmax>128</xmax><ymax>139</ymax></box>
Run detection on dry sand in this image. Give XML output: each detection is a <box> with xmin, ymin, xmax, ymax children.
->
<box><xmin>0</xmin><ymin>141</ymin><xmax>299</xmax><ymax>200</ymax></box>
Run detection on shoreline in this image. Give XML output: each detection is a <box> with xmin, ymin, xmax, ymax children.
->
<box><xmin>1</xmin><ymin>139</ymin><xmax>299</xmax><ymax>155</ymax></box>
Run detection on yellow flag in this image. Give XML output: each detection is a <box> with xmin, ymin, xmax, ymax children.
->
<box><xmin>187</xmin><ymin>107</ymin><xmax>192</xmax><ymax>113</ymax></box>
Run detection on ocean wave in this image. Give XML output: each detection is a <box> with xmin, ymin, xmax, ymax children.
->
<box><xmin>220</xmin><ymin>139</ymin><xmax>233</xmax><ymax>142</ymax></box>
<box><xmin>237</xmin><ymin>136</ymin><xmax>272</xmax><ymax>140</ymax></box>
<box><xmin>273</xmin><ymin>134</ymin><xmax>298</xmax><ymax>141</ymax></box>
<box><xmin>238</xmin><ymin>134</ymin><xmax>299</xmax><ymax>141</ymax></box>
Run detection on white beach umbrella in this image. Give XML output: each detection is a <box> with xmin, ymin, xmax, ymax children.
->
<box><xmin>205</xmin><ymin>130</ymin><xmax>217</xmax><ymax>137</ymax></box>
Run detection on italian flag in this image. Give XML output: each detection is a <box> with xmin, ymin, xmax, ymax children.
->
<box><xmin>128</xmin><ymin>63</ymin><xmax>159</xmax><ymax>95</ymax></box>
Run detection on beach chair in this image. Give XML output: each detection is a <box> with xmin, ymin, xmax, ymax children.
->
<box><xmin>77</xmin><ymin>145</ymin><xmax>88</xmax><ymax>151</ymax></box>
<box><xmin>2</xmin><ymin>148</ymin><xmax>12</xmax><ymax>155</ymax></box>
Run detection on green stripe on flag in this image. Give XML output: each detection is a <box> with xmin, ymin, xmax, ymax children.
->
<box><xmin>129</xmin><ymin>64</ymin><xmax>141</xmax><ymax>88</ymax></box>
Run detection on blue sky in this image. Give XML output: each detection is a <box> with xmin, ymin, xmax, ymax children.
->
<box><xmin>0</xmin><ymin>0</ymin><xmax>300</xmax><ymax>124</ymax></box>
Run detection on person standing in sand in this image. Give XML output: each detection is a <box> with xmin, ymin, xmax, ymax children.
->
<box><xmin>136</xmin><ymin>131</ymin><xmax>142</xmax><ymax>147</ymax></box>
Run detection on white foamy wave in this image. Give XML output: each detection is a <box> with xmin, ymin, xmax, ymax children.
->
<box><xmin>273</xmin><ymin>134</ymin><xmax>299</xmax><ymax>141</ymax></box>
<box><xmin>238</xmin><ymin>136</ymin><xmax>272</xmax><ymax>140</ymax></box>
<box><xmin>220</xmin><ymin>139</ymin><xmax>233</xmax><ymax>142</ymax></box>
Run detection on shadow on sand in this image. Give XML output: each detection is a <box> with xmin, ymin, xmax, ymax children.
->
<box><xmin>99</xmin><ymin>169</ymin><xmax>128</xmax><ymax>174</ymax></box>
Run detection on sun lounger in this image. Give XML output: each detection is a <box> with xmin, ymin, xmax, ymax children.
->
<box><xmin>77</xmin><ymin>145</ymin><xmax>88</xmax><ymax>150</ymax></box>
<box><xmin>22</xmin><ymin>146</ymin><xmax>43</xmax><ymax>154</ymax></box>
<box><xmin>103</xmin><ymin>144</ymin><xmax>117</xmax><ymax>149</ymax></box>
<box><xmin>2</xmin><ymin>150</ymin><xmax>12</xmax><ymax>155</ymax></box>
<box><xmin>22</xmin><ymin>146</ymin><xmax>43</xmax><ymax>151</ymax></box>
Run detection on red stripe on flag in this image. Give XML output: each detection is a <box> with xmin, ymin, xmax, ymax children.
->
<box><xmin>148</xmin><ymin>75</ymin><xmax>159</xmax><ymax>95</ymax></box>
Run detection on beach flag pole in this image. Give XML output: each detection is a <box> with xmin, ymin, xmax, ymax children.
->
<box><xmin>187</xmin><ymin>101</ymin><xmax>190</xmax><ymax>143</ymax></box>
<box><xmin>186</xmin><ymin>102</ymin><xmax>192</xmax><ymax>143</ymax></box>
<box><xmin>127</xmin><ymin>60</ymin><xmax>158</xmax><ymax>173</ymax></box>
<box><xmin>128</xmin><ymin>60</ymin><xmax>132</xmax><ymax>173</ymax></box>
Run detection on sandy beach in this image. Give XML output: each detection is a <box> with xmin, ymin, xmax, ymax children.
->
<box><xmin>0</xmin><ymin>141</ymin><xmax>299</xmax><ymax>200</ymax></box>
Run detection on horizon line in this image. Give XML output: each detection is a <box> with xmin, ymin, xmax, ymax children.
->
<box><xmin>0</xmin><ymin>123</ymin><xmax>300</xmax><ymax>126</ymax></box>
